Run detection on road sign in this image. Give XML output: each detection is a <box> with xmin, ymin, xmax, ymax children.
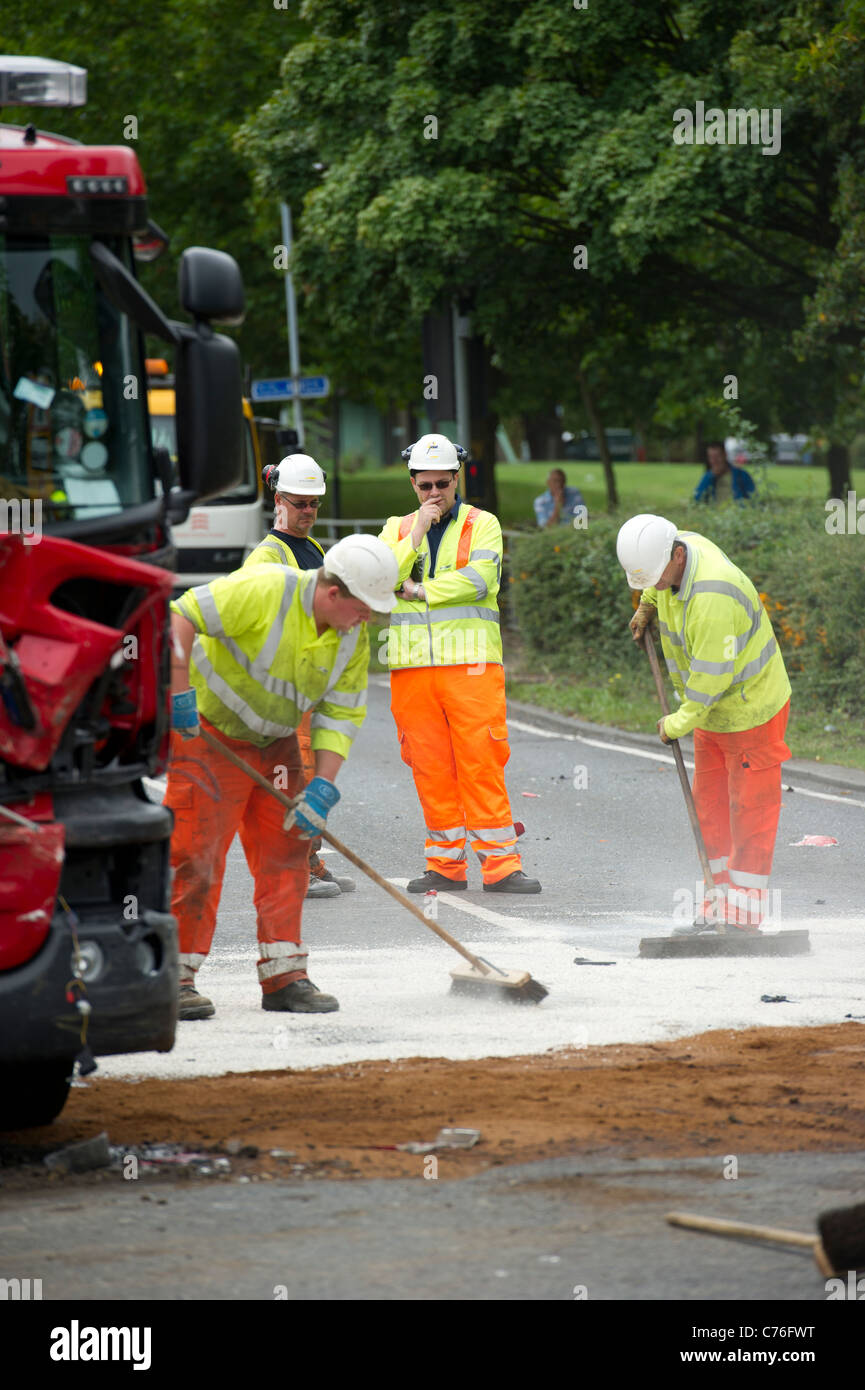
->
<box><xmin>251</xmin><ymin>376</ymin><xmax>330</xmax><ymax>402</ymax></box>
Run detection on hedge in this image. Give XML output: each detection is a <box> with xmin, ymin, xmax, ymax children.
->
<box><xmin>509</xmin><ymin>499</ymin><xmax>865</xmax><ymax>713</ymax></box>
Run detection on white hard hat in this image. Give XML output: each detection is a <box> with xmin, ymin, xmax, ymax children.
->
<box><xmin>266</xmin><ymin>453</ymin><xmax>326</xmax><ymax>496</ymax></box>
<box><xmin>616</xmin><ymin>514</ymin><xmax>679</xmax><ymax>589</ymax></box>
<box><xmin>323</xmin><ymin>534</ymin><xmax>400</xmax><ymax>612</ymax></box>
<box><xmin>403</xmin><ymin>433</ymin><xmax>462</xmax><ymax>472</ymax></box>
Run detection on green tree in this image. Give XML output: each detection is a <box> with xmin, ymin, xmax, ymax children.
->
<box><xmin>1</xmin><ymin>2</ymin><xmax>304</xmax><ymax>371</ymax></box>
<box><xmin>240</xmin><ymin>0</ymin><xmax>865</xmax><ymax>499</ymax></box>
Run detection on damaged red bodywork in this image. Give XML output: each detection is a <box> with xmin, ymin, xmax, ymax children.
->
<box><xmin>0</xmin><ymin>534</ymin><xmax>173</xmax><ymax>969</ymax></box>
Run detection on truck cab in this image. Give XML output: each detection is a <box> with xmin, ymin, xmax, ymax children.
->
<box><xmin>0</xmin><ymin>55</ymin><xmax>246</xmax><ymax>1127</ymax></box>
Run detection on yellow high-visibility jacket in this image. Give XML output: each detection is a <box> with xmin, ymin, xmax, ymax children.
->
<box><xmin>242</xmin><ymin>532</ymin><xmax>325</xmax><ymax>569</ymax></box>
<box><xmin>171</xmin><ymin>566</ymin><xmax>368</xmax><ymax>757</ymax></box>
<box><xmin>641</xmin><ymin>531</ymin><xmax>790</xmax><ymax>740</ymax></box>
<box><xmin>378</xmin><ymin>502</ymin><xmax>503</xmax><ymax>669</ymax></box>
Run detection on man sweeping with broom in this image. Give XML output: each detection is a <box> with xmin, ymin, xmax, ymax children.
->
<box><xmin>617</xmin><ymin>514</ymin><xmax>791</xmax><ymax>935</ymax></box>
<box><xmin>167</xmin><ymin>535</ymin><xmax>399</xmax><ymax>1019</ymax></box>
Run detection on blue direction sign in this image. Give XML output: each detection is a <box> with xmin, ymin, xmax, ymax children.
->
<box><xmin>251</xmin><ymin>376</ymin><xmax>330</xmax><ymax>402</ymax></box>
<box><xmin>299</xmin><ymin>375</ymin><xmax>330</xmax><ymax>398</ymax></box>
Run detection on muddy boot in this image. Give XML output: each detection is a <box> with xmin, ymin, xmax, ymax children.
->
<box><xmin>261</xmin><ymin>979</ymin><xmax>339</xmax><ymax>1013</ymax></box>
<box><xmin>178</xmin><ymin>984</ymin><xmax>215</xmax><ymax>1020</ymax></box>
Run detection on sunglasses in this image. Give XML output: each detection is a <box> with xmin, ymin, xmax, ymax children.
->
<box><xmin>415</xmin><ymin>479</ymin><xmax>455</xmax><ymax>492</ymax></box>
<box><xmin>284</xmin><ymin>498</ymin><xmax>320</xmax><ymax>510</ymax></box>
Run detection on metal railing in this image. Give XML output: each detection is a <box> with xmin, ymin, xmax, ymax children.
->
<box><xmin>317</xmin><ymin>517</ymin><xmax>387</xmax><ymax>545</ymax></box>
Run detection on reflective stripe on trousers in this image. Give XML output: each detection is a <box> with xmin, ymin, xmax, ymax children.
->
<box><xmin>165</xmin><ymin>719</ymin><xmax>311</xmax><ymax>991</ymax></box>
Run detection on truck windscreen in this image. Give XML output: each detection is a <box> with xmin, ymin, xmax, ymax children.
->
<box><xmin>0</xmin><ymin>233</ymin><xmax>154</xmax><ymax>521</ymax></box>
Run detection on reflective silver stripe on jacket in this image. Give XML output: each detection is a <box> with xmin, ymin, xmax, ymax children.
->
<box><xmin>199</xmin><ymin>573</ymin><xmax>303</xmax><ymax>701</ymax></box>
<box><xmin>325</xmin><ymin>686</ymin><xmax>366</xmax><ymax>709</ymax></box>
<box><xmin>173</xmin><ymin>594</ymin><xmax>199</xmax><ymax>626</ymax></box>
<box><xmin>389</xmin><ymin>605</ymin><xmax>500</xmax><ymax>625</ymax></box>
<box><xmin>458</xmin><ymin>565</ymin><xmax>488</xmax><ymax>600</ymax></box>
<box><xmin>192</xmin><ymin>584</ymin><xmax>225</xmax><ymax>638</ymax></box>
<box><xmin>733</xmin><ymin>637</ymin><xmax>778</xmax><ymax>686</ymax></box>
<box><xmin>327</xmin><ymin>624</ymin><xmax>361</xmax><ymax>688</ymax></box>
<box><xmin>682</xmin><ymin>682</ymin><xmax>726</xmax><ymax>708</ymax></box>
<box><xmin>193</xmin><ymin>643</ymin><xmax>298</xmax><ymax>738</ymax></box>
<box><xmin>470</xmin><ymin>548</ymin><xmax>501</xmax><ymax>583</ymax></box>
<box><xmin>690</xmin><ymin>580</ymin><xmax>760</xmax><ymax>623</ymax></box>
<box><xmin>255</xmin><ymin>542</ymin><xmax>290</xmax><ymax>565</ymax></box>
<box><xmin>658</xmin><ymin>620</ymin><xmax>685</xmax><ymax>647</ymax></box>
<box><xmin>690</xmin><ymin>656</ymin><xmax>737</xmax><ymax>676</ymax></box>
<box><xmin>310</xmin><ymin>712</ymin><xmax>360</xmax><ymax>741</ymax></box>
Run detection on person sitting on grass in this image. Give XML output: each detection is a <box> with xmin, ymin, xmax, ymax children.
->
<box><xmin>694</xmin><ymin>441</ymin><xmax>755</xmax><ymax>504</ymax></box>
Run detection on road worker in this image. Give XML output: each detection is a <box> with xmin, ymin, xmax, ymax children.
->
<box><xmin>618</xmin><ymin>514</ymin><xmax>791</xmax><ymax>933</ymax></box>
<box><xmin>243</xmin><ymin>453</ymin><xmax>355</xmax><ymax>898</ymax></box>
<box><xmin>168</xmin><ymin>533</ymin><xmax>399</xmax><ymax>1018</ymax></box>
<box><xmin>378</xmin><ymin>433</ymin><xmax>540</xmax><ymax>894</ymax></box>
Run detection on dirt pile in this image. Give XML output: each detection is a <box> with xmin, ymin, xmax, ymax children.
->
<box><xmin>2</xmin><ymin>1023</ymin><xmax>863</xmax><ymax>1186</ymax></box>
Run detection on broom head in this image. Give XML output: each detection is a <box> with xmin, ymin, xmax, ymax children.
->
<box><xmin>449</xmin><ymin>963</ymin><xmax>548</xmax><ymax>1004</ymax></box>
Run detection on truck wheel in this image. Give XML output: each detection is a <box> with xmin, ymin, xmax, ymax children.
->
<box><xmin>0</xmin><ymin>1062</ymin><xmax>73</xmax><ymax>1130</ymax></box>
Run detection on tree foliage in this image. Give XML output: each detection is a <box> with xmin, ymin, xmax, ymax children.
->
<box><xmin>240</xmin><ymin>0</ymin><xmax>865</xmax><ymax>486</ymax></box>
<box><xmin>1</xmin><ymin>1</ymin><xmax>304</xmax><ymax>369</ymax></box>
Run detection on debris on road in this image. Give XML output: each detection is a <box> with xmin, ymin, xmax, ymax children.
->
<box><xmin>44</xmin><ymin>1131</ymin><xmax>111</xmax><ymax>1174</ymax></box>
<box><xmin>790</xmin><ymin>835</ymin><xmax>839</xmax><ymax>847</ymax></box>
<box><xmin>109</xmin><ymin>1142</ymin><xmax>232</xmax><ymax>1175</ymax></box>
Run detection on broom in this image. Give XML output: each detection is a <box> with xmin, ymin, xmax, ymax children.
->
<box><xmin>666</xmin><ymin>1205</ymin><xmax>865</xmax><ymax>1277</ymax></box>
<box><xmin>641</xmin><ymin>628</ymin><xmax>726</xmax><ymax>924</ymax></box>
<box><xmin>197</xmin><ymin>726</ymin><xmax>548</xmax><ymax>1004</ymax></box>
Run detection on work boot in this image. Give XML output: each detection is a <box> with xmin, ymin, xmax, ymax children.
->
<box><xmin>407</xmin><ymin>870</ymin><xmax>467</xmax><ymax>893</ymax></box>
<box><xmin>306</xmin><ymin>873</ymin><xmax>341</xmax><ymax>899</ymax></box>
<box><xmin>312</xmin><ymin>861</ymin><xmax>357</xmax><ymax>893</ymax></box>
<box><xmin>672</xmin><ymin>921</ymin><xmax>762</xmax><ymax>938</ymax></box>
<box><xmin>261</xmin><ymin>978</ymin><xmax>339</xmax><ymax>1013</ymax></box>
<box><xmin>178</xmin><ymin>984</ymin><xmax>215</xmax><ymax>1020</ymax></box>
<box><xmin>483</xmin><ymin>871</ymin><xmax>541</xmax><ymax>894</ymax></box>
<box><xmin>672</xmin><ymin>921</ymin><xmax>725</xmax><ymax>938</ymax></box>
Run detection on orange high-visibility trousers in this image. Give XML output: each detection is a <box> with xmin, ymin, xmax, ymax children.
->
<box><xmin>390</xmin><ymin>663</ymin><xmax>522</xmax><ymax>884</ymax></box>
<box><xmin>165</xmin><ymin>718</ymin><xmax>310</xmax><ymax>992</ymax></box>
<box><xmin>692</xmin><ymin>701</ymin><xmax>791</xmax><ymax>926</ymax></box>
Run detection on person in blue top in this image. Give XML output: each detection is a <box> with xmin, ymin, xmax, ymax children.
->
<box><xmin>534</xmin><ymin>468</ymin><xmax>586</xmax><ymax>527</ymax></box>
<box><xmin>694</xmin><ymin>442</ymin><xmax>756</xmax><ymax>504</ymax></box>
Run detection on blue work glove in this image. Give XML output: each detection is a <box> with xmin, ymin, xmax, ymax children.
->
<box><xmin>284</xmin><ymin>776</ymin><xmax>340</xmax><ymax>839</ymax></box>
<box><xmin>171</xmin><ymin>688</ymin><xmax>199</xmax><ymax>739</ymax></box>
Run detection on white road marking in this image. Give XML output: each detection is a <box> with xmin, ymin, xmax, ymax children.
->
<box><xmin>389</xmin><ymin>877</ymin><xmax>536</xmax><ymax>935</ymax></box>
<box><xmin>508</xmin><ymin>717</ymin><xmax>865</xmax><ymax>807</ymax></box>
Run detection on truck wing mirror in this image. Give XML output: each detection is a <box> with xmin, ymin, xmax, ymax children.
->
<box><xmin>179</xmin><ymin>246</ymin><xmax>245</xmax><ymax>326</ymax></box>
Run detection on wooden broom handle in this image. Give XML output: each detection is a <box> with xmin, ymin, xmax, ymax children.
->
<box><xmin>196</xmin><ymin>725</ymin><xmax>493</xmax><ymax>976</ymax></box>
<box><xmin>641</xmin><ymin>631</ymin><xmax>718</xmax><ymax>894</ymax></box>
<box><xmin>666</xmin><ymin>1211</ymin><xmax>816</xmax><ymax>1249</ymax></box>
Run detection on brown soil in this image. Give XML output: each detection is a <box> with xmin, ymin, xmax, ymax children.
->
<box><xmin>2</xmin><ymin>1023</ymin><xmax>864</xmax><ymax>1189</ymax></box>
